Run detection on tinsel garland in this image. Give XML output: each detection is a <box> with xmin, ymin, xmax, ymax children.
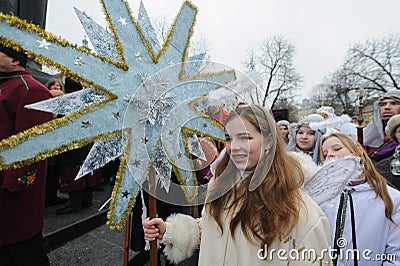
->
<box><xmin>0</xmin><ymin>1</ymin><xmax>235</xmax><ymax>229</ymax></box>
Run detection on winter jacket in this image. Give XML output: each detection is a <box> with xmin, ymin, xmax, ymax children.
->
<box><xmin>0</xmin><ymin>70</ymin><xmax>53</xmax><ymax>246</ymax></box>
<box><xmin>161</xmin><ymin>188</ymin><xmax>331</xmax><ymax>265</ymax></box>
<box><xmin>320</xmin><ymin>182</ymin><xmax>400</xmax><ymax>266</ymax></box>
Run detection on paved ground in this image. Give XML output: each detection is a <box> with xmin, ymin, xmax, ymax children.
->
<box><xmin>44</xmin><ymin>185</ymin><xmax>198</xmax><ymax>265</ymax></box>
<box><xmin>43</xmin><ymin>186</ymin><xmax>112</xmax><ymax>235</ymax></box>
<box><xmin>47</xmin><ymin>225</ymin><xmax>198</xmax><ymax>265</ymax></box>
<box><xmin>47</xmin><ymin>224</ymin><xmax>137</xmax><ymax>265</ymax></box>
<box><xmin>44</xmin><ymin>184</ymin><xmax>136</xmax><ymax>265</ymax></box>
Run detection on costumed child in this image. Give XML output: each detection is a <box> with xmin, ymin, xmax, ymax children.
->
<box><xmin>143</xmin><ymin>104</ymin><xmax>331</xmax><ymax>265</ymax></box>
<box><xmin>287</xmin><ymin>113</ymin><xmax>325</xmax><ymax>163</ymax></box>
<box><xmin>277</xmin><ymin>119</ymin><xmax>290</xmax><ymax>144</ymax></box>
<box><xmin>320</xmin><ymin>132</ymin><xmax>400</xmax><ymax>265</ymax></box>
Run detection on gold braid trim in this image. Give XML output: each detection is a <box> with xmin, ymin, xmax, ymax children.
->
<box><xmin>0</xmin><ymin>13</ymin><xmax>128</xmax><ymax>71</ymax></box>
<box><xmin>107</xmin><ymin>128</ymin><xmax>137</xmax><ymax>229</ymax></box>
<box><xmin>0</xmin><ymin>129</ymin><xmax>125</xmax><ymax>171</ymax></box>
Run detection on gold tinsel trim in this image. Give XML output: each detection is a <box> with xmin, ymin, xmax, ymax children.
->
<box><xmin>99</xmin><ymin>0</ymin><xmax>126</xmax><ymax>65</ymax></box>
<box><xmin>179</xmin><ymin>1</ymin><xmax>198</xmax><ymax>79</ymax></box>
<box><xmin>0</xmin><ymin>13</ymin><xmax>128</xmax><ymax>71</ymax></box>
<box><xmin>123</xmin><ymin>0</ymin><xmax>162</xmax><ymax>63</ymax></box>
<box><xmin>0</xmin><ymin>129</ymin><xmax>125</xmax><ymax>171</ymax></box>
<box><xmin>178</xmin><ymin>128</ymin><xmax>200</xmax><ymax>202</ymax></box>
<box><xmin>107</xmin><ymin>128</ymin><xmax>137</xmax><ymax>229</ymax></box>
<box><xmin>120</xmin><ymin>0</ymin><xmax>198</xmax><ymax>65</ymax></box>
<box><xmin>0</xmin><ymin>16</ymin><xmax>123</xmax><ymax>154</ymax></box>
<box><xmin>0</xmin><ymin>1</ymin><xmax>231</xmax><ymax>229</ymax></box>
<box><xmin>0</xmin><ymin>73</ymin><xmax>116</xmax><ymax>150</ymax></box>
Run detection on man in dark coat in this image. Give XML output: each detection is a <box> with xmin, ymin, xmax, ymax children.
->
<box><xmin>0</xmin><ymin>43</ymin><xmax>53</xmax><ymax>265</ymax></box>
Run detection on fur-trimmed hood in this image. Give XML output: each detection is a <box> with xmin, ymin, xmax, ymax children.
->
<box><xmin>288</xmin><ymin>151</ymin><xmax>320</xmax><ymax>185</ymax></box>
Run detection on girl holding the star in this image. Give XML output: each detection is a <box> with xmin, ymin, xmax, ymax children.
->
<box><xmin>143</xmin><ymin>104</ymin><xmax>331</xmax><ymax>265</ymax></box>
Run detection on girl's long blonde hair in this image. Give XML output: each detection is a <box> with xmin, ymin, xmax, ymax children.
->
<box><xmin>206</xmin><ymin>105</ymin><xmax>305</xmax><ymax>246</ymax></box>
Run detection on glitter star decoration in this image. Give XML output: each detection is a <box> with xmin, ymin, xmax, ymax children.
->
<box><xmin>74</xmin><ymin>57</ymin><xmax>84</xmax><ymax>66</ymax></box>
<box><xmin>0</xmin><ymin>0</ymin><xmax>235</xmax><ymax>228</ymax></box>
<box><xmin>118</xmin><ymin>17</ymin><xmax>127</xmax><ymax>26</ymax></box>
<box><xmin>122</xmin><ymin>189</ymin><xmax>130</xmax><ymax>198</ymax></box>
<box><xmin>37</xmin><ymin>38</ymin><xmax>51</xmax><ymax>50</ymax></box>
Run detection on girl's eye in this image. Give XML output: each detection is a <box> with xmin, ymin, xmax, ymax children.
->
<box><xmin>225</xmin><ymin>136</ymin><xmax>231</xmax><ymax>142</ymax></box>
<box><xmin>241</xmin><ymin>136</ymin><xmax>251</xmax><ymax>140</ymax></box>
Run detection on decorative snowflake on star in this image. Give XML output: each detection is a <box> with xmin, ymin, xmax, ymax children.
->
<box><xmin>0</xmin><ymin>0</ymin><xmax>235</xmax><ymax>228</ymax></box>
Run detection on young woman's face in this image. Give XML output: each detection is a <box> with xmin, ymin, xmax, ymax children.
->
<box><xmin>295</xmin><ymin>125</ymin><xmax>316</xmax><ymax>151</ymax></box>
<box><xmin>279</xmin><ymin>125</ymin><xmax>289</xmax><ymax>138</ymax></box>
<box><xmin>225</xmin><ymin>116</ymin><xmax>263</xmax><ymax>171</ymax></box>
<box><xmin>321</xmin><ymin>136</ymin><xmax>352</xmax><ymax>159</ymax></box>
<box><xmin>50</xmin><ymin>82</ymin><xmax>62</xmax><ymax>91</ymax></box>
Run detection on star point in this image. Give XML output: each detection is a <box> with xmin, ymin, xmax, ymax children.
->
<box><xmin>0</xmin><ymin>1</ymin><xmax>236</xmax><ymax>229</ymax></box>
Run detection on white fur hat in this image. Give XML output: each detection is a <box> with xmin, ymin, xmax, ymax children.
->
<box><xmin>317</xmin><ymin>106</ymin><xmax>336</xmax><ymax>119</ymax></box>
<box><xmin>277</xmin><ymin>120</ymin><xmax>290</xmax><ymax>128</ymax></box>
<box><xmin>385</xmin><ymin>114</ymin><xmax>400</xmax><ymax>143</ymax></box>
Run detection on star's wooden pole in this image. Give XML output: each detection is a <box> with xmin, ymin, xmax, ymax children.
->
<box><xmin>122</xmin><ymin>213</ymin><xmax>131</xmax><ymax>266</ymax></box>
<box><xmin>149</xmin><ymin>165</ymin><xmax>158</xmax><ymax>266</ymax></box>
<box><xmin>357</xmin><ymin>88</ymin><xmax>365</xmax><ymax>145</ymax></box>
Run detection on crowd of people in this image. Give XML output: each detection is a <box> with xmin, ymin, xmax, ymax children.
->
<box><xmin>1</xmin><ymin>43</ymin><xmax>400</xmax><ymax>265</ymax></box>
<box><xmin>143</xmin><ymin>98</ymin><xmax>400</xmax><ymax>265</ymax></box>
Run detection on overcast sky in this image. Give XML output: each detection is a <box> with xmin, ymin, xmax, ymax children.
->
<box><xmin>46</xmin><ymin>0</ymin><xmax>400</xmax><ymax>97</ymax></box>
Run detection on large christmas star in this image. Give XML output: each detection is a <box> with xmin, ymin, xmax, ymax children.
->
<box><xmin>0</xmin><ymin>0</ymin><xmax>235</xmax><ymax>228</ymax></box>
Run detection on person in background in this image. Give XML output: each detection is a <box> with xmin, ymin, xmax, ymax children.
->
<box><xmin>45</xmin><ymin>77</ymin><xmax>65</xmax><ymax>97</ymax></box>
<box><xmin>320</xmin><ymin>132</ymin><xmax>400</xmax><ymax>265</ymax></box>
<box><xmin>208</xmin><ymin>103</ymin><xmax>229</xmax><ymax>126</ymax></box>
<box><xmin>0</xmin><ymin>43</ymin><xmax>53</xmax><ymax>265</ymax></box>
<box><xmin>364</xmin><ymin>90</ymin><xmax>400</xmax><ymax>186</ymax></box>
<box><xmin>44</xmin><ymin>77</ymin><xmax>68</xmax><ymax>206</ymax></box>
<box><xmin>287</xmin><ymin>114</ymin><xmax>325</xmax><ymax>163</ymax></box>
<box><xmin>276</xmin><ymin>119</ymin><xmax>290</xmax><ymax>144</ymax></box>
<box><xmin>55</xmin><ymin>78</ymin><xmax>102</xmax><ymax>214</ymax></box>
<box><xmin>383</xmin><ymin>114</ymin><xmax>400</xmax><ymax>190</ymax></box>
<box><xmin>143</xmin><ymin>105</ymin><xmax>331</xmax><ymax>265</ymax></box>
<box><xmin>351</xmin><ymin>116</ymin><xmax>359</xmax><ymax>125</ymax></box>
<box><xmin>316</xmin><ymin>106</ymin><xmax>336</xmax><ymax>120</ymax></box>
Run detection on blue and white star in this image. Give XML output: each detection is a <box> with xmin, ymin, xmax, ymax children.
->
<box><xmin>0</xmin><ymin>1</ymin><xmax>235</xmax><ymax>228</ymax></box>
